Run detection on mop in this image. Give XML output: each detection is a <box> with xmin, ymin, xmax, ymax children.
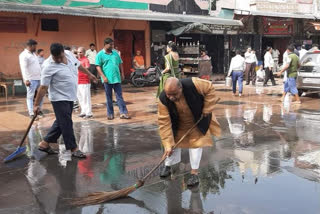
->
<box><xmin>72</xmin><ymin>116</ymin><xmax>203</xmax><ymax>206</ymax></box>
<box><xmin>3</xmin><ymin>113</ymin><xmax>38</xmax><ymax>163</ymax></box>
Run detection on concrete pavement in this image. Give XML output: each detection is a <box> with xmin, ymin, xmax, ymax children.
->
<box><xmin>1</xmin><ymin>81</ymin><xmax>320</xmax><ymax>214</ymax></box>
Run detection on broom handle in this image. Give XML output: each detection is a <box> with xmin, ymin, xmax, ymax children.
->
<box><xmin>19</xmin><ymin>112</ymin><xmax>38</xmax><ymax>148</ymax></box>
<box><xmin>141</xmin><ymin>115</ymin><xmax>203</xmax><ymax>182</ymax></box>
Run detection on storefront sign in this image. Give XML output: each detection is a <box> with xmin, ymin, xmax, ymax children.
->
<box><xmin>208</xmin><ymin>24</ymin><xmax>239</xmax><ymax>35</ymax></box>
<box><xmin>262</xmin><ymin>17</ymin><xmax>294</xmax><ymax>35</ymax></box>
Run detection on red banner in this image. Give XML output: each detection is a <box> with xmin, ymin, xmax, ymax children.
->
<box><xmin>263</xmin><ymin>17</ymin><xmax>294</xmax><ymax>35</ymax></box>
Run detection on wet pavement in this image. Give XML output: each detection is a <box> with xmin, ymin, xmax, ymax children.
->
<box><xmin>1</xmin><ymin>82</ymin><xmax>320</xmax><ymax>214</ymax></box>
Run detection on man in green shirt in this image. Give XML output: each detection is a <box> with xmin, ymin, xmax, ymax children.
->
<box><xmin>277</xmin><ymin>44</ymin><xmax>301</xmax><ymax>104</ymax></box>
<box><xmin>96</xmin><ymin>38</ymin><xmax>130</xmax><ymax>120</ymax></box>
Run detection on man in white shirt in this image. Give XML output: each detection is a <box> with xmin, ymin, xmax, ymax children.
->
<box><xmin>244</xmin><ymin>47</ymin><xmax>258</xmax><ymax>85</ymax></box>
<box><xmin>228</xmin><ymin>50</ymin><xmax>245</xmax><ymax>97</ymax></box>
<box><xmin>85</xmin><ymin>43</ymin><xmax>98</xmax><ymax>90</ymax></box>
<box><xmin>272</xmin><ymin>48</ymin><xmax>280</xmax><ymax>73</ymax></box>
<box><xmin>264</xmin><ymin>47</ymin><xmax>276</xmax><ymax>86</ymax></box>
<box><xmin>33</xmin><ymin>43</ymin><xmax>97</xmax><ymax>158</ymax></box>
<box><xmin>19</xmin><ymin>39</ymin><xmax>44</xmax><ymax>118</ymax></box>
<box><xmin>299</xmin><ymin>45</ymin><xmax>307</xmax><ymax>61</ymax></box>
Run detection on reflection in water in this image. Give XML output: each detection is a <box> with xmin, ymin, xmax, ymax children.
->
<box><xmin>263</xmin><ymin>105</ymin><xmax>273</xmax><ymax>123</ymax></box>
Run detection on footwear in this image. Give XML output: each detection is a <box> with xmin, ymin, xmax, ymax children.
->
<box><xmin>85</xmin><ymin>115</ymin><xmax>93</xmax><ymax>119</ymax></box>
<box><xmin>160</xmin><ymin>166</ymin><xmax>171</xmax><ymax>178</ymax></box>
<box><xmin>245</xmin><ymin>83</ymin><xmax>249</xmax><ymax>85</ymax></box>
<box><xmin>239</xmin><ymin>93</ymin><xmax>242</xmax><ymax>97</ymax></box>
<box><xmin>30</xmin><ymin>115</ymin><xmax>39</xmax><ymax>120</ymax></box>
<box><xmin>232</xmin><ymin>93</ymin><xmax>236</xmax><ymax>96</ymax></box>
<box><xmin>72</xmin><ymin>150</ymin><xmax>86</xmax><ymax>159</ymax></box>
<box><xmin>108</xmin><ymin>115</ymin><xmax>114</xmax><ymax>120</ymax></box>
<box><xmin>292</xmin><ymin>101</ymin><xmax>302</xmax><ymax>104</ymax></box>
<box><xmin>187</xmin><ymin>174</ymin><xmax>200</xmax><ymax>187</ymax></box>
<box><xmin>78</xmin><ymin>114</ymin><xmax>86</xmax><ymax>118</ymax></box>
<box><xmin>38</xmin><ymin>111</ymin><xmax>44</xmax><ymax>117</ymax></box>
<box><xmin>120</xmin><ymin>114</ymin><xmax>131</xmax><ymax>119</ymax></box>
<box><xmin>38</xmin><ymin>146</ymin><xmax>58</xmax><ymax>155</ymax></box>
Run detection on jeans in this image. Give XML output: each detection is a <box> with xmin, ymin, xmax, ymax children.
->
<box><xmin>26</xmin><ymin>80</ymin><xmax>44</xmax><ymax>116</ymax></box>
<box><xmin>44</xmin><ymin>101</ymin><xmax>77</xmax><ymax>151</ymax></box>
<box><xmin>103</xmin><ymin>83</ymin><xmax>128</xmax><ymax>116</ymax></box>
<box><xmin>232</xmin><ymin>71</ymin><xmax>243</xmax><ymax>94</ymax></box>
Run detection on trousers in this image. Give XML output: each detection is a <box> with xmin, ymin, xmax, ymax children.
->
<box><xmin>245</xmin><ymin>63</ymin><xmax>256</xmax><ymax>84</ymax></box>
<box><xmin>26</xmin><ymin>80</ymin><xmax>44</xmax><ymax>116</ymax></box>
<box><xmin>44</xmin><ymin>101</ymin><xmax>77</xmax><ymax>150</ymax></box>
<box><xmin>165</xmin><ymin>148</ymin><xmax>203</xmax><ymax>170</ymax></box>
<box><xmin>77</xmin><ymin>84</ymin><xmax>92</xmax><ymax>116</ymax></box>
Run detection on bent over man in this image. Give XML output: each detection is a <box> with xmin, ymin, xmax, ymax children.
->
<box><xmin>158</xmin><ymin>77</ymin><xmax>221</xmax><ymax>187</ymax></box>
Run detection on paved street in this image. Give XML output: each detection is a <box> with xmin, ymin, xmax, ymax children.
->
<box><xmin>1</xmin><ymin>81</ymin><xmax>320</xmax><ymax>214</ymax></box>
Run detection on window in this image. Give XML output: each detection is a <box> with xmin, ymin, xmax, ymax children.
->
<box><xmin>0</xmin><ymin>17</ymin><xmax>26</xmax><ymax>33</ymax></box>
<box><xmin>41</xmin><ymin>19</ymin><xmax>59</xmax><ymax>31</ymax></box>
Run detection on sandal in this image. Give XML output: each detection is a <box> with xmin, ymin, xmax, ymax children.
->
<box><xmin>120</xmin><ymin>114</ymin><xmax>131</xmax><ymax>119</ymax></box>
<box><xmin>72</xmin><ymin>150</ymin><xmax>86</xmax><ymax>159</ymax></box>
<box><xmin>38</xmin><ymin>146</ymin><xmax>58</xmax><ymax>155</ymax></box>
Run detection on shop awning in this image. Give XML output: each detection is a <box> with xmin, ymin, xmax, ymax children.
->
<box><xmin>0</xmin><ymin>3</ymin><xmax>243</xmax><ymax>26</ymax></box>
<box><xmin>167</xmin><ymin>22</ymin><xmax>239</xmax><ymax>35</ymax></box>
<box><xmin>249</xmin><ymin>10</ymin><xmax>316</xmax><ymax>20</ymax></box>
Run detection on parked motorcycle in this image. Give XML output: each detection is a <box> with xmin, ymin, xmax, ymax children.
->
<box><xmin>130</xmin><ymin>60</ymin><xmax>162</xmax><ymax>87</ymax></box>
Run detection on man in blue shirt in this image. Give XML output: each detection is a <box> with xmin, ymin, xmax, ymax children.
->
<box><xmin>96</xmin><ymin>38</ymin><xmax>130</xmax><ymax>120</ymax></box>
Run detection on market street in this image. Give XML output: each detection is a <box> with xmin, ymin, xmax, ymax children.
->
<box><xmin>1</xmin><ymin>82</ymin><xmax>320</xmax><ymax>214</ymax></box>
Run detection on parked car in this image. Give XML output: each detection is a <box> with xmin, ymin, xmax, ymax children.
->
<box><xmin>297</xmin><ymin>51</ymin><xmax>320</xmax><ymax>96</ymax></box>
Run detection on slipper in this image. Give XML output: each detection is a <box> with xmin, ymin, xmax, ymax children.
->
<box><xmin>120</xmin><ymin>114</ymin><xmax>131</xmax><ymax>119</ymax></box>
<box><xmin>38</xmin><ymin>146</ymin><xmax>58</xmax><ymax>155</ymax></box>
<box><xmin>72</xmin><ymin>150</ymin><xmax>86</xmax><ymax>159</ymax></box>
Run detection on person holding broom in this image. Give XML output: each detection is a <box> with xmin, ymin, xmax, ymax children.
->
<box><xmin>33</xmin><ymin>43</ymin><xmax>97</xmax><ymax>158</ymax></box>
<box><xmin>158</xmin><ymin>77</ymin><xmax>221</xmax><ymax>186</ymax></box>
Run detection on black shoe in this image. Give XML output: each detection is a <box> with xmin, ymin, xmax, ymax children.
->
<box><xmin>108</xmin><ymin>115</ymin><xmax>114</xmax><ymax>120</ymax></box>
<box><xmin>78</xmin><ymin>114</ymin><xmax>86</xmax><ymax>118</ymax></box>
<box><xmin>245</xmin><ymin>83</ymin><xmax>250</xmax><ymax>85</ymax></box>
<box><xmin>38</xmin><ymin>111</ymin><xmax>44</xmax><ymax>117</ymax></box>
<box><xmin>85</xmin><ymin>115</ymin><xmax>93</xmax><ymax>119</ymax></box>
<box><xmin>160</xmin><ymin>166</ymin><xmax>171</xmax><ymax>178</ymax></box>
<box><xmin>187</xmin><ymin>174</ymin><xmax>199</xmax><ymax>187</ymax></box>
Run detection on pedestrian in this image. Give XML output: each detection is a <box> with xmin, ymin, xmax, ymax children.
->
<box><xmin>228</xmin><ymin>49</ymin><xmax>245</xmax><ymax>97</ymax></box>
<box><xmin>158</xmin><ymin>77</ymin><xmax>221</xmax><ymax>186</ymax></box>
<box><xmin>85</xmin><ymin>43</ymin><xmax>98</xmax><ymax>91</ymax></box>
<box><xmin>156</xmin><ymin>41</ymin><xmax>181</xmax><ymax>97</ymax></box>
<box><xmin>198</xmin><ymin>49</ymin><xmax>212</xmax><ymax>80</ymax></box>
<box><xmin>19</xmin><ymin>39</ymin><xmax>44</xmax><ymax>118</ymax></box>
<box><xmin>276</xmin><ymin>45</ymin><xmax>301</xmax><ymax>104</ymax></box>
<box><xmin>272</xmin><ymin>48</ymin><xmax>280</xmax><ymax>73</ymax></box>
<box><xmin>299</xmin><ymin>45</ymin><xmax>307</xmax><ymax>60</ymax></box>
<box><xmin>263</xmin><ymin>47</ymin><xmax>276</xmax><ymax>86</ymax></box>
<box><xmin>33</xmin><ymin>43</ymin><xmax>97</xmax><ymax>158</ymax></box>
<box><xmin>37</xmin><ymin>49</ymin><xmax>45</xmax><ymax>68</ymax></box>
<box><xmin>96</xmin><ymin>38</ymin><xmax>130</xmax><ymax>120</ymax></box>
<box><xmin>244</xmin><ymin>47</ymin><xmax>258</xmax><ymax>85</ymax></box>
<box><xmin>77</xmin><ymin>47</ymin><xmax>93</xmax><ymax>119</ymax></box>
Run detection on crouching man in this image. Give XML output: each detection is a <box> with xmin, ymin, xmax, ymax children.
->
<box><xmin>158</xmin><ymin>77</ymin><xmax>221</xmax><ymax>186</ymax></box>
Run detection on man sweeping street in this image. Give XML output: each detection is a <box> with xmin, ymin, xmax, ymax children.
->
<box><xmin>33</xmin><ymin>43</ymin><xmax>97</xmax><ymax>158</ymax></box>
<box><xmin>158</xmin><ymin>77</ymin><xmax>221</xmax><ymax>186</ymax></box>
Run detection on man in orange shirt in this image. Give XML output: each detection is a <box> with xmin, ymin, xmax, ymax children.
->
<box><xmin>133</xmin><ymin>50</ymin><xmax>145</xmax><ymax>69</ymax></box>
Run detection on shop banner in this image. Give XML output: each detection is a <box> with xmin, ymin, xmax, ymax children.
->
<box><xmin>263</xmin><ymin>17</ymin><xmax>294</xmax><ymax>35</ymax></box>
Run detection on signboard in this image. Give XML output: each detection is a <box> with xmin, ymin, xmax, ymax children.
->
<box><xmin>262</xmin><ymin>17</ymin><xmax>294</xmax><ymax>35</ymax></box>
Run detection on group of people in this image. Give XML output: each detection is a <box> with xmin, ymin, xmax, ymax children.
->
<box><xmin>228</xmin><ymin>43</ymin><xmax>305</xmax><ymax>102</ymax></box>
<box><xmin>18</xmin><ymin>38</ymin><xmax>221</xmax><ymax>187</ymax></box>
<box><xmin>19</xmin><ymin>38</ymin><xmax>131</xmax><ymax>159</ymax></box>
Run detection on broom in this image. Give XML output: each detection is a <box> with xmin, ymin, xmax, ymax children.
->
<box><xmin>72</xmin><ymin>116</ymin><xmax>203</xmax><ymax>206</ymax></box>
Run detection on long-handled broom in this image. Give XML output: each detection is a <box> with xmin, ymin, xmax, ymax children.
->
<box><xmin>3</xmin><ymin>112</ymin><xmax>38</xmax><ymax>163</ymax></box>
<box><xmin>72</xmin><ymin>116</ymin><xmax>203</xmax><ymax>206</ymax></box>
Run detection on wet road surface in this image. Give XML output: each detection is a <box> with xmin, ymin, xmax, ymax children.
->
<box><xmin>1</xmin><ymin>83</ymin><xmax>320</xmax><ymax>213</ymax></box>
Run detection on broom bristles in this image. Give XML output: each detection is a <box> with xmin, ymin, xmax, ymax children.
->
<box><xmin>71</xmin><ymin>185</ymin><xmax>137</xmax><ymax>206</ymax></box>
